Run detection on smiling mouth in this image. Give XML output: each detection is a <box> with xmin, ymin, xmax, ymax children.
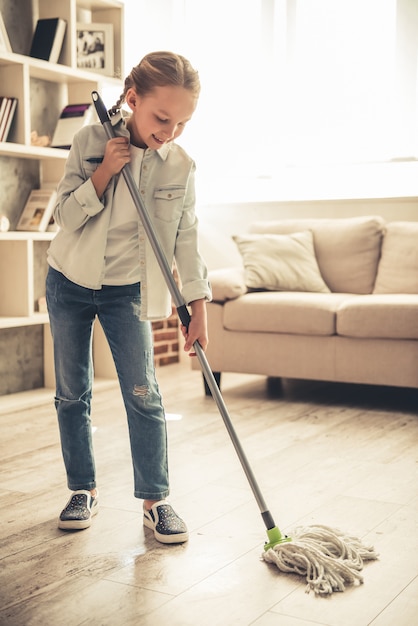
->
<box><xmin>152</xmin><ymin>135</ymin><xmax>165</xmax><ymax>145</ymax></box>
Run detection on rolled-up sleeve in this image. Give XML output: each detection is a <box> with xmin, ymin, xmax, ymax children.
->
<box><xmin>54</xmin><ymin>128</ymin><xmax>105</xmax><ymax>232</ymax></box>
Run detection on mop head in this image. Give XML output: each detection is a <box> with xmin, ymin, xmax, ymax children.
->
<box><xmin>262</xmin><ymin>524</ymin><xmax>379</xmax><ymax>595</ymax></box>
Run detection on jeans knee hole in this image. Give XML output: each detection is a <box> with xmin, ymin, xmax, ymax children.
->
<box><xmin>133</xmin><ymin>384</ymin><xmax>148</xmax><ymax>397</ymax></box>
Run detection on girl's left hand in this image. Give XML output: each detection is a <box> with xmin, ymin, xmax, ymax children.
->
<box><xmin>180</xmin><ymin>299</ymin><xmax>208</xmax><ymax>356</ymax></box>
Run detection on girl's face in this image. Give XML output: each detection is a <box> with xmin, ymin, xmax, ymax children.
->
<box><xmin>125</xmin><ymin>85</ymin><xmax>197</xmax><ymax>150</ymax></box>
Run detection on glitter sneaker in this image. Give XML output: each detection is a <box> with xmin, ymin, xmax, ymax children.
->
<box><xmin>143</xmin><ymin>500</ymin><xmax>189</xmax><ymax>544</ymax></box>
<box><xmin>58</xmin><ymin>490</ymin><xmax>98</xmax><ymax>530</ymax></box>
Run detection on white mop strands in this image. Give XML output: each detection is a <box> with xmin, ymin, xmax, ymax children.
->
<box><xmin>262</xmin><ymin>524</ymin><xmax>379</xmax><ymax>595</ymax></box>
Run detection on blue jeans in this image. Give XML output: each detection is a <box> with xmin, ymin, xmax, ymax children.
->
<box><xmin>46</xmin><ymin>267</ymin><xmax>169</xmax><ymax>500</ymax></box>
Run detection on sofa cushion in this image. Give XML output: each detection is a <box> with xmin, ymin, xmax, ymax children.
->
<box><xmin>249</xmin><ymin>215</ymin><xmax>385</xmax><ymax>294</ymax></box>
<box><xmin>373</xmin><ymin>221</ymin><xmax>418</xmax><ymax>294</ymax></box>
<box><xmin>209</xmin><ymin>267</ymin><xmax>247</xmax><ymax>301</ymax></box>
<box><xmin>223</xmin><ymin>291</ymin><xmax>350</xmax><ymax>336</ymax></box>
<box><xmin>232</xmin><ymin>230</ymin><xmax>330</xmax><ymax>293</ymax></box>
<box><xmin>337</xmin><ymin>294</ymin><xmax>418</xmax><ymax>339</ymax></box>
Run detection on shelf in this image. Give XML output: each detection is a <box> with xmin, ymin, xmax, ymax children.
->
<box><xmin>0</xmin><ymin>51</ymin><xmax>122</xmax><ymax>84</ymax></box>
<box><xmin>0</xmin><ymin>142</ymin><xmax>69</xmax><ymax>160</ymax></box>
<box><xmin>0</xmin><ymin>50</ymin><xmax>119</xmax><ymax>151</ymax></box>
<box><xmin>0</xmin><ymin>236</ymin><xmax>51</xmax><ymax>317</ymax></box>
<box><xmin>0</xmin><ymin>314</ymin><xmax>49</xmax><ymax>330</ymax></box>
<box><xmin>0</xmin><ymin>0</ymin><xmax>124</xmax><ymax>397</ymax></box>
<box><xmin>78</xmin><ymin>0</ymin><xmax>122</xmax><ymax>9</ymax></box>
<box><xmin>0</xmin><ymin>231</ymin><xmax>56</xmax><ymax>241</ymax></box>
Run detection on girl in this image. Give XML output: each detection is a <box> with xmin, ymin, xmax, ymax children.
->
<box><xmin>46</xmin><ymin>51</ymin><xmax>211</xmax><ymax>544</ymax></box>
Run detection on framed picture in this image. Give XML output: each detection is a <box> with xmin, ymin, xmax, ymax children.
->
<box><xmin>0</xmin><ymin>13</ymin><xmax>12</xmax><ymax>53</ymax></box>
<box><xmin>16</xmin><ymin>189</ymin><xmax>57</xmax><ymax>232</ymax></box>
<box><xmin>76</xmin><ymin>23</ymin><xmax>114</xmax><ymax>76</ymax></box>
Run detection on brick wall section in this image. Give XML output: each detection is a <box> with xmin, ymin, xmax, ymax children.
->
<box><xmin>152</xmin><ymin>306</ymin><xmax>180</xmax><ymax>366</ymax></box>
<box><xmin>152</xmin><ymin>266</ymin><xmax>181</xmax><ymax>366</ymax></box>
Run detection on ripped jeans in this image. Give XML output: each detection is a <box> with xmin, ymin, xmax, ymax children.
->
<box><xmin>46</xmin><ymin>267</ymin><xmax>169</xmax><ymax>500</ymax></box>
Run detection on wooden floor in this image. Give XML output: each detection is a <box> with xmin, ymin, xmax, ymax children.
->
<box><xmin>0</xmin><ymin>363</ymin><xmax>417</xmax><ymax>626</ymax></box>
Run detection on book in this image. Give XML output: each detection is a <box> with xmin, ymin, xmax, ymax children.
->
<box><xmin>0</xmin><ymin>97</ymin><xmax>8</xmax><ymax>125</ymax></box>
<box><xmin>51</xmin><ymin>103</ymin><xmax>95</xmax><ymax>149</ymax></box>
<box><xmin>29</xmin><ymin>17</ymin><xmax>67</xmax><ymax>64</ymax></box>
<box><xmin>16</xmin><ymin>188</ymin><xmax>58</xmax><ymax>232</ymax></box>
<box><xmin>0</xmin><ymin>97</ymin><xmax>13</xmax><ymax>141</ymax></box>
<box><xmin>0</xmin><ymin>97</ymin><xmax>17</xmax><ymax>141</ymax></box>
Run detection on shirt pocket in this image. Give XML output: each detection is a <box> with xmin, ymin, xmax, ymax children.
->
<box><xmin>82</xmin><ymin>156</ymin><xmax>104</xmax><ymax>178</ymax></box>
<box><xmin>153</xmin><ymin>185</ymin><xmax>185</xmax><ymax>222</ymax></box>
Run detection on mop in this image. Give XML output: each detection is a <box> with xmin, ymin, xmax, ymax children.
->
<box><xmin>91</xmin><ymin>91</ymin><xmax>378</xmax><ymax>595</ymax></box>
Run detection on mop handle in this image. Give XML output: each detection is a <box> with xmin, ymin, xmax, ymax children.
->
<box><xmin>91</xmin><ymin>91</ymin><xmax>276</xmax><ymax>531</ymax></box>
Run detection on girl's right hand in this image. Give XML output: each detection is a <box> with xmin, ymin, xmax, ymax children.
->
<box><xmin>101</xmin><ymin>137</ymin><xmax>131</xmax><ymax>176</ymax></box>
<box><xmin>91</xmin><ymin>137</ymin><xmax>130</xmax><ymax>198</ymax></box>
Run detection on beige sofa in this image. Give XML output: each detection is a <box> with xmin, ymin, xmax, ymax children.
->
<box><xmin>193</xmin><ymin>216</ymin><xmax>418</xmax><ymax>390</ymax></box>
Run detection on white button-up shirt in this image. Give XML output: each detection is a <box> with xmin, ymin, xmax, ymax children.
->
<box><xmin>48</xmin><ymin>111</ymin><xmax>212</xmax><ymax>320</ymax></box>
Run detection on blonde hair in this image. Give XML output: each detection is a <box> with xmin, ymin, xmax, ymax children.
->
<box><xmin>111</xmin><ymin>51</ymin><xmax>200</xmax><ymax>113</ymax></box>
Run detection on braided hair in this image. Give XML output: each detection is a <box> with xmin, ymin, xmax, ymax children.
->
<box><xmin>111</xmin><ymin>51</ymin><xmax>200</xmax><ymax>114</ymax></box>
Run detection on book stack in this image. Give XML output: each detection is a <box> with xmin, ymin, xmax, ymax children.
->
<box><xmin>0</xmin><ymin>97</ymin><xmax>17</xmax><ymax>142</ymax></box>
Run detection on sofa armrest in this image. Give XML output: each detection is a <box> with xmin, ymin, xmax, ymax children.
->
<box><xmin>209</xmin><ymin>267</ymin><xmax>247</xmax><ymax>302</ymax></box>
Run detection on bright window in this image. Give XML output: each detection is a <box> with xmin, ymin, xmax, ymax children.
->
<box><xmin>122</xmin><ymin>0</ymin><xmax>417</xmax><ymax>193</ymax></box>
<box><xmin>283</xmin><ymin>0</ymin><xmax>397</xmax><ymax>164</ymax></box>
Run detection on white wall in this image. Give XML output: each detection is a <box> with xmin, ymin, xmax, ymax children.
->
<box><xmin>197</xmin><ymin>196</ymin><xmax>418</xmax><ymax>270</ymax></box>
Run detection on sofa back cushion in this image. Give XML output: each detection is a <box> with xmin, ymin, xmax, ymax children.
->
<box><xmin>373</xmin><ymin>221</ymin><xmax>418</xmax><ymax>294</ymax></box>
<box><xmin>232</xmin><ymin>230</ymin><xmax>331</xmax><ymax>293</ymax></box>
<box><xmin>250</xmin><ymin>215</ymin><xmax>385</xmax><ymax>294</ymax></box>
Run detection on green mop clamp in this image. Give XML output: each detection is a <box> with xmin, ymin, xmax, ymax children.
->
<box><xmin>91</xmin><ymin>90</ymin><xmax>290</xmax><ymax>550</ymax></box>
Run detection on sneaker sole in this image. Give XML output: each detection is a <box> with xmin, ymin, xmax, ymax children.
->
<box><xmin>143</xmin><ymin>516</ymin><xmax>189</xmax><ymax>544</ymax></box>
<box><xmin>58</xmin><ymin>503</ymin><xmax>99</xmax><ymax>530</ymax></box>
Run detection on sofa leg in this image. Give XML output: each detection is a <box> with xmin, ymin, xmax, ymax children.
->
<box><xmin>203</xmin><ymin>371</ymin><xmax>221</xmax><ymax>396</ymax></box>
<box><xmin>267</xmin><ymin>376</ymin><xmax>282</xmax><ymax>396</ymax></box>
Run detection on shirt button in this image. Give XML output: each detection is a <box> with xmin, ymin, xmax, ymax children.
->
<box><xmin>167</xmin><ymin>193</ymin><xmax>172</xmax><ymax>198</ymax></box>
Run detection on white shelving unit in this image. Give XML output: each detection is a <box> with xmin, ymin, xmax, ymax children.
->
<box><xmin>0</xmin><ymin>0</ymin><xmax>124</xmax><ymax>396</ymax></box>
